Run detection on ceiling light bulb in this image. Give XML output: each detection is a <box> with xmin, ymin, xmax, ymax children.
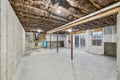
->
<box><xmin>37</xmin><ymin>29</ymin><xmax>42</xmax><ymax>32</ymax></box>
<box><xmin>66</xmin><ymin>29</ymin><xmax>72</xmax><ymax>32</ymax></box>
<box><xmin>57</xmin><ymin>9</ymin><xmax>61</xmax><ymax>14</ymax></box>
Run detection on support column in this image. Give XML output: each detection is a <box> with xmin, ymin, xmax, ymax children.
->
<box><xmin>117</xmin><ymin>11</ymin><xmax>120</xmax><ymax>80</ymax></box>
<box><xmin>71</xmin><ymin>28</ymin><xmax>73</xmax><ymax>60</ymax></box>
<box><xmin>50</xmin><ymin>34</ymin><xmax>51</xmax><ymax>49</ymax></box>
<box><xmin>57</xmin><ymin>32</ymin><xmax>58</xmax><ymax>53</ymax></box>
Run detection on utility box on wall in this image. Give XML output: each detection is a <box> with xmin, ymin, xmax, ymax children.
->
<box><xmin>104</xmin><ymin>42</ymin><xmax>116</xmax><ymax>57</ymax></box>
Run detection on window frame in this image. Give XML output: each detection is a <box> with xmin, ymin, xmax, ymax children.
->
<box><xmin>79</xmin><ymin>33</ymin><xmax>86</xmax><ymax>47</ymax></box>
<box><xmin>75</xmin><ymin>34</ymin><xmax>80</xmax><ymax>48</ymax></box>
<box><xmin>91</xmin><ymin>30</ymin><xmax>103</xmax><ymax>46</ymax></box>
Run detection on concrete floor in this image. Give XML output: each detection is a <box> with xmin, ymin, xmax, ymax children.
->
<box><xmin>18</xmin><ymin>48</ymin><xmax>116</xmax><ymax>80</ymax></box>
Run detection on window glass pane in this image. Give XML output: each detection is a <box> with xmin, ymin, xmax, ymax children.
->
<box><xmin>97</xmin><ymin>31</ymin><xmax>102</xmax><ymax>38</ymax></box>
<box><xmin>92</xmin><ymin>40</ymin><xmax>96</xmax><ymax>46</ymax></box>
<box><xmin>92</xmin><ymin>32</ymin><xmax>97</xmax><ymax>38</ymax></box>
<box><xmin>92</xmin><ymin>39</ymin><xmax>102</xmax><ymax>46</ymax></box>
<box><xmin>80</xmin><ymin>33</ymin><xmax>85</xmax><ymax>47</ymax></box>
<box><xmin>68</xmin><ymin>36</ymin><xmax>71</xmax><ymax>43</ymax></box>
<box><xmin>97</xmin><ymin>40</ymin><xmax>102</xmax><ymax>46</ymax></box>
<box><xmin>91</xmin><ymin>30</ymin><xmax>102</xmax><ymax>46</ymax></box>
<box><xmin>75</xmin><ymin>35</ymin><xmax>79</xmax><ymax>47</ymax></box>
<box><xmin>92</xmin><ymin>31</ymin><xmax>102</xmax><ymax>38</ymax></box>
<box><xmin>80</xmin><ymin>39</ymin><xmax>85</xmax><ymax>47</ymax></box>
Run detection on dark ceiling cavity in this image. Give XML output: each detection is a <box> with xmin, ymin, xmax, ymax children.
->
<box><xmin>51</xmin><ymin>0</ymin><xmax>71</xmax><ymax>9</ymax></box>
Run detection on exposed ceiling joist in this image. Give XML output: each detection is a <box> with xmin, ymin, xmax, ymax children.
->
<box><xmin>17</xmin><ymin>13</ymin><xmax>66</xmax><ymax>24</ymax></box>
<box><xmin>20</xmin><ymin>18</ymin><xmax>61</xmax><ymax>25</ymax></box>
<box><xmin>89</xmin><ymin>0</ymin><xmax>102</xmax><ymax>9</ymax></box>
<box><xmin>47</xmin><ymin>5</ymin><xmax>120</xmax><ymax>34</ymax></box>
<box><xmin>24</xmin><ymin>0</ymin><xmax>81</xmax><ymax>18</ymax></box>
<box><xmin>9</xmin><ymin>0</ymin><xmax>120</xmax><ymax>32</ymax></box>
<box><xmin>12</xmin><ymin>3</ymin><xmax>70</xmax><ymax>22</ymax></box>
<box><xmin>19</xmin><ymin>16</ymin><xmax>65</xmax><ymax>24</ymax></box>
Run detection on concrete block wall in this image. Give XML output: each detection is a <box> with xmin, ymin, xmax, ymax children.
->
<box><xmin>85</xmin><ymin>30</ymin><xmax>104</xmax><ymax>54</ymax></box>
<box><xmin>104</xmin><ymin>25</ymin><xmax>117</xmax><ymax>56</ymax></box>
<box><xmin>0</xmin><ymin>0</ymin><xmax>25</xmax><ymax>80</ymax></box>
<box><xmin>46</xmin><ymin>34</ymin><xmax>66</xmax><ymax>41</ymax></box>
<box><xmin>85</xmin><ymin>26</ymin><xmax>117</xmax><ymax>54</ymax></box>
<box><xmin>64</xmin><ymin>25</ymin><xmax>117</xmax><ymax>55</ymax></box>
<box><xmin>46</xmin><ymin>34</ymin><xmax>67</xmax><ymax>48</ymax></box>
<box><xmin>104</xmin><ymin>25</ymin><xmax>117</xmax><ymax>42</ymax></box>
<box><xmin>26</xmin><ymin>32</ymin><xmax>35</xmax><ymax>51</ymax></box>
<box><xmin>88</xmin><ymin>25</ymin><xmax>116</xmax><ymax>55</ymax></box>
<box><xmin>47</xmin><ymin>41</ymin><xmax>62</xmax><ymax>48</ymax></box>
<box><xmin>104</xmin><ymin>42</ymin><xmax>116</xmax><ymax>56</ymax></box>
<box><xmin>65</xmin><ymin>34</ymin><xmax>75</xmax><ymax>48</ymax></box>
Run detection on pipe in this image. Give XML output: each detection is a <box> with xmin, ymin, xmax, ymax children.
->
<box><xmin>47</xmin><ymin>2</ymin><xmax>120</xmax><ymax>34</ymax></box>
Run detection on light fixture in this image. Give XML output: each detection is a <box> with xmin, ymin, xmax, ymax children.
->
<box><xmin>37</xmin><ymin>29</ymin><xmax>42</xmax><ymax>33</ymax></box>
<box><xmin>66</xmin><ymin>29</ymin><xmax>72</xmax><ymax>32</ymax></box>
<box><xmin>57</xmin><ymin>9</ymin><xmax>61</xmax><ymax>14</ymax></box>
<box><xmin>55</xmin><ymin>7</ymin><xmax>63</xmax><ymax>15</ymax></box>
<box><xmin>55</xmin><ymin>6</ymin><xmax>69</xmax><ymax>17</ymax></box>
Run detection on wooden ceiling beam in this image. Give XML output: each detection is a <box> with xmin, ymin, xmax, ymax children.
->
<box><xmin>80</xmin><ymin>24</ymin><xmax>93</xmax><ymax>28</ymax></box>
<box><xmin>21</xmin><ymin>0</ymin><xmax>81</xmax><ymax>18</ymax></box>
<box><xmin>24</xmin><ymin>26</ymin><xmax>55</xmax><ymax>30</ymax></box>
<box><xmin>20</xmin><ymin>19</ymin><xmax>53</xmax><ymax>25</ymax></box>
<box><xmin>19</xmin><ymin>17</ymin><xmax>62</xmax><ymax>25</ymax></box>
<box><xmin>16</xmin><ymin>11</ymin><xmax>66</xmax><ymax>24</ymax></box>
<box><xmin>21</xmin><ymin>20</ymin><xmax>58</xmax><ymax>27</ymax></box>
<box><xmin>74</xmin><ymin>25</ymin><xmax>87</xmax><ymax>30</ymax></box>
<box><xmin>22</xmin><ymin>21</ymin><xmax>56</xmax><ymax>28</ymax></box>
<box><xmin>24</xmin><ymin>27</ymin><xmax>55</xmax><ymax>30</ymax></box>
<box><xmin>47</xmin><ymin>7</ymin><xmax>119</xmax><ymax>34</ymax></box>
<box><xmin>24</xmin><ymin>27</ymin><xmax>54</xmax><ymax>32</ymax></box>
<box><xmin>12</xmin><ymin>3</ymin><xmax>69</xmax><ymax>22</ymax></box>
<box><xmin>24</xmin><ymin>26</ymin><xmax>55</xmax><ymax>31</ymax></box>
<box><xmin>89</xmin><ymin>0</ymin><xmax>102</xmax><ymax>9</ymax></box>
<box><xmin>19</xmin><ymin>17</ymin><xmax>63</xmax><ymax>27</ymax></box>
<box><xmin>9</xmin><ymin>0</ymin><xmax>25</xmax><ymax>4</ymax></box>
<box><xmin>15</xmin><ymin>9</ymin><xmax>68</xmax><ymax>23</ymax></box>
<box><xmin>19</xmin><ymin>18</ymin><xmax>64</xmax><ymax>26</ymax></box>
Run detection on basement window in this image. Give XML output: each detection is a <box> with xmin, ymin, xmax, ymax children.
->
<box><xmin>75</xmin><ymin>33</ymin><xmax>86</xmax><ymax>48</ymax></box>
<box><xmin>91</xmin><ymin>29</ymin><xmax>102</xmax><ymax>46</ymax></box>
<box><xmin>80</xmin><ymin>33</ymin><xmax>86</xmax><ymax>47</ymax></box>
<box><xmin>75</xmin><ymin>35</ymin><xmax>79</xmax><ymax>48</ymax></box>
